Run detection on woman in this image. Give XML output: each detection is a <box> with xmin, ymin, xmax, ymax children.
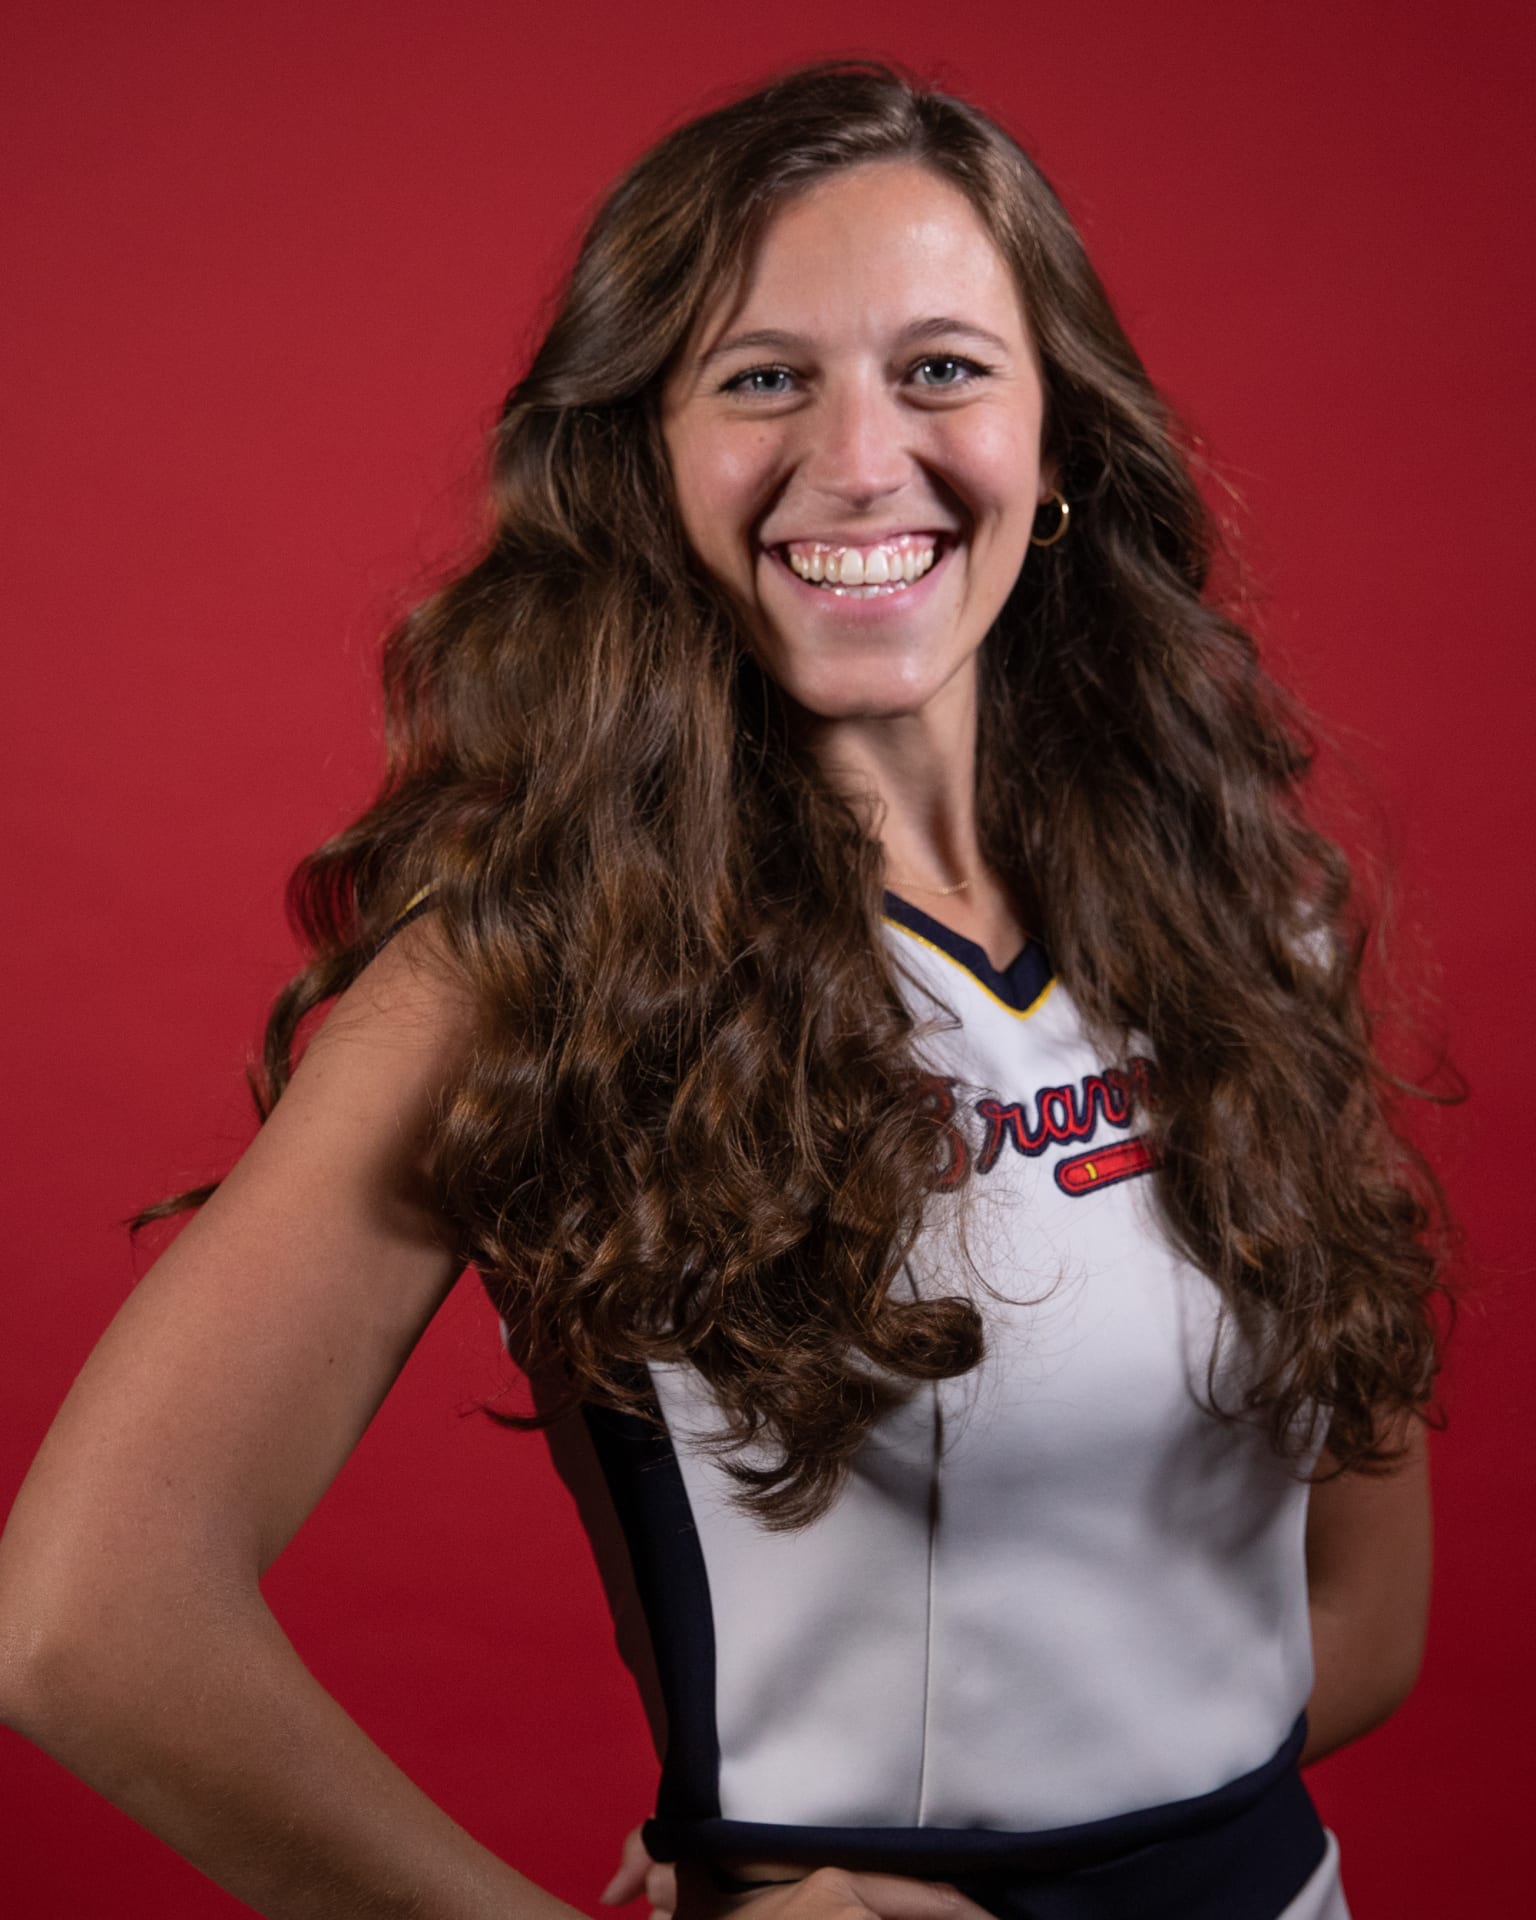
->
<box><xmin>0</xmin><ymin>59</ymin><xmax>1444</xmax><ymax>1920</ymax></box>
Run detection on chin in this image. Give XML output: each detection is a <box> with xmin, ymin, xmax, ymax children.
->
<box><xmin>784</xmin><ymin>684</ymin><xmax>956</xmax><ymax>728</ymax></box>
<box><xmin>764</xmin><ymin>646</ymin><xmax>974</xmax><ymax>726</ymax></box>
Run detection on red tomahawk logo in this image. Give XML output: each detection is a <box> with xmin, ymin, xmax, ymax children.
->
<box><xmin>1054</xmin><ymin>1136</ymin><xmax>1155</xmax><ymax>1197</ymax></box>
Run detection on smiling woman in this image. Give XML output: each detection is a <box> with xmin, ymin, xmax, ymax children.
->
<box><xmin>661</xmin><ymin>161</ymin><xmax>1048</xmax><ymax>773</ymax></box>
<box><xmin>0</xmin><ymin>56</ymin><xmax>1447</xmax><ymax>1920</ymax></box>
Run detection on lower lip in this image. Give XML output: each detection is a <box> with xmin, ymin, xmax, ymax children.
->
<box><xmin>766</xmin><ymin>542</ymin><xmax>955</xmax><ymax>617</ymax></box>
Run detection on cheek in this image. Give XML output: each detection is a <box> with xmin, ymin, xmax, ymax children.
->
<box><xmin>939</xmin><ymin>413</ymin><xmax>1042</xmax><ymax>525</ymax></box>
<box><xmin>669</xmin><ymin>426</ymin><xmax>776</xmax><ymax>574</ymax></box>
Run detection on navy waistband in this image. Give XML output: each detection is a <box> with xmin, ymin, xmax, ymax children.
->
<box><xmin>645</xmin><ymin>1714</ymin><xmax>1324</xmax><ymax>1920</ymax></box>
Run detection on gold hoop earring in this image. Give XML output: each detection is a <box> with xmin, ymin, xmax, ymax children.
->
<box><xmin>1030</xmin><ymin>490</ymin><xmax>1070</xmax><ymax>548</ymax></box>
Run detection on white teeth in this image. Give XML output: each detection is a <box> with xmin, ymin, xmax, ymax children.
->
<box><xmin>781</xmin><ymin>538</ymin><xmax>941</xmax><ymax>595</ymax></box>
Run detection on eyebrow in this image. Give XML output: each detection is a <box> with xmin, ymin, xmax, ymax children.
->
<box><xmin>697</xmin><ymin>316</ymin><xmax>1014</xmax><ymax>368</ymax></box>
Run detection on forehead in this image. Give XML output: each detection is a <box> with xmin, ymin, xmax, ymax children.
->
<box><xmin>697</xmin><ymin>159</ymin><xmax>1029</xmax><ymax>351</ymax></box>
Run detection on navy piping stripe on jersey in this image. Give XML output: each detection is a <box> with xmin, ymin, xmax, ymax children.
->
<box><xmin>580</xmin><ymin>1388</ymin><xmax>721</xmax><ymax>1822</ymax></box>
<box><xmin>698</xmin><ymin>1759</ymin><xmax>1322</xmax><ymax>1920</ymax></box>
<box><xmin>643</xmin><ymin>1714</ymin><xmax>1318</xmax><ymax>1903</ymax></box>
<box><xmin>364</xmin><ymin>885</ymin><xmax>438</xmax><ymax>963</ymax></box>
<box><xmin>942</xmin><ymin>1761</ymin><xmax>1324</xmax><ymax>1920</ymax></box>
<box><xmin>881</xmin><ymin>892</ymin><xmax>1054</xmax><ymax>1017</ymax></box>
<box><xmin>389</xmin><ymin>887</ymin><xmax>438</xmax><ymax>933</ymax></box>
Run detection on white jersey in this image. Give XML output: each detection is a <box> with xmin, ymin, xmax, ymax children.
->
<box><xmin>531</xmin><ymin>894</ymin><xmax>1351</xmax><ymax>1919</ymax></box>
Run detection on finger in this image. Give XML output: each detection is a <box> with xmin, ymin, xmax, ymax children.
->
<box><xmin>832</xmin><ymin>1867</ymin><xmax>995</xmax><ymax>1920</ymax></box>
<box><xmin>601</xmin><ymin>1823</ymin><xmax>655</xmax><ymax>1905</ymax></box>
<box><xmin>645</xmin><ymin>1860</ymin><xmax>679</xmax><ymax>1915</ymax></box>
<box><xmin>675</xmin><ymin>1862</ymin><xmax>993</xmax><ymax>1920</ymax></box>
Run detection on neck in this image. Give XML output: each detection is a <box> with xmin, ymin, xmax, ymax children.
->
<box><xmin>795</xmin><ymin>672</ymin><xmax>984</xmax><ymax>896</ymax></box>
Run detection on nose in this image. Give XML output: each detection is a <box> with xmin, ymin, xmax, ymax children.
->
<box><xmin>797</xmin><ymin>375</ymin><xmax>911</xmax><ymax>511</ymax></box>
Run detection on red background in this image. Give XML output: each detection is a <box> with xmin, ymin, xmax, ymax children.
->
<box><xmin>2</xmin><ymin>2</ymin><xmax>1531</xmax><ymax>1912</ymax></box>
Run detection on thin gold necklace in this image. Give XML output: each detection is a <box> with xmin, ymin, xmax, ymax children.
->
<box><xmin>886</xmin><ymin>873</ymin><xmax>973</xmax><ymax>898</ymax></box>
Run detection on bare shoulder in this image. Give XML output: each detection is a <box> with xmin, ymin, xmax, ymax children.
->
<box><xmin>300</xmin><ymin>907</ymin><xmax>479</xmax><ymax>1087</ymax></box>
<box><xmin>200</xmin><ymin>907</ymin><xmax>480</xmax><ymax>1256</ymax></box>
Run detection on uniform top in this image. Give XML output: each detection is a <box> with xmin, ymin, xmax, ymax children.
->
<box><xmin>533</xmin><ymin>893</ymin><xmax>1325</xmax><ymax>1873</ymax></box>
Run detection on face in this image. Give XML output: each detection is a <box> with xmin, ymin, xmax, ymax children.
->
<box><xmin>660</xmin><ymin>159</ymin><xmax>1050</xmax><ymax>732</ymax></box>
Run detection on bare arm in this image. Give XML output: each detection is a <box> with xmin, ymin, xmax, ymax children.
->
<box><xmin>0</xmin><ymin>919</ymin><xmax>579</xmax><ymax>1919</ymax></box>
<box><xmin>1301</xmin><ymin>1414</ymin><xmax>1432</xmax><ymax>1767</ymax></box>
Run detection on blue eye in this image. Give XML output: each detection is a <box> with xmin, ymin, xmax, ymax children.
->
<box><xmin>911</xmin><ymin>355</ymin><xmax>988</xmax><ymax>387</ymax></box>
<box><xmin>721</xmin><ymin>365</ymin><xmax>795</xmax><ymax>395</ymax></box>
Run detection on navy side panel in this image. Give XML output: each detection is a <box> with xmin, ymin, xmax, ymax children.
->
<box><xmin>580</xmin><ymin>1387</ymin><xmax>721</xmax><ymax>1823</ymax></box>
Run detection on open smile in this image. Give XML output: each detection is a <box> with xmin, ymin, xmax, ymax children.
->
<box><xmin>765</xmin><ymin>533</ymin><xmax>958</xmax><ymax>609</ymax></box>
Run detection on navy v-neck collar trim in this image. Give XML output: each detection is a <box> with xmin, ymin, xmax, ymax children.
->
<box><xmin>881</xmin><ymin>891</ymin><xmax>1055</xmax><ymax>1016</ymax></box>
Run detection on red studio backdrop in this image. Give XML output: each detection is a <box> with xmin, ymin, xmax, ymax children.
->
<box><xmin>2</xmin><ymin>2</ymin><xmax>1531</xmax><ymax>1913</ymax></box>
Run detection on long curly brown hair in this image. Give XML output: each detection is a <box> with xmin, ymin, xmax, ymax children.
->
<box><xmin>144</xmin><ymin>59</ymin><xmax>1453</xmax><ymax>1530</ymax></box>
